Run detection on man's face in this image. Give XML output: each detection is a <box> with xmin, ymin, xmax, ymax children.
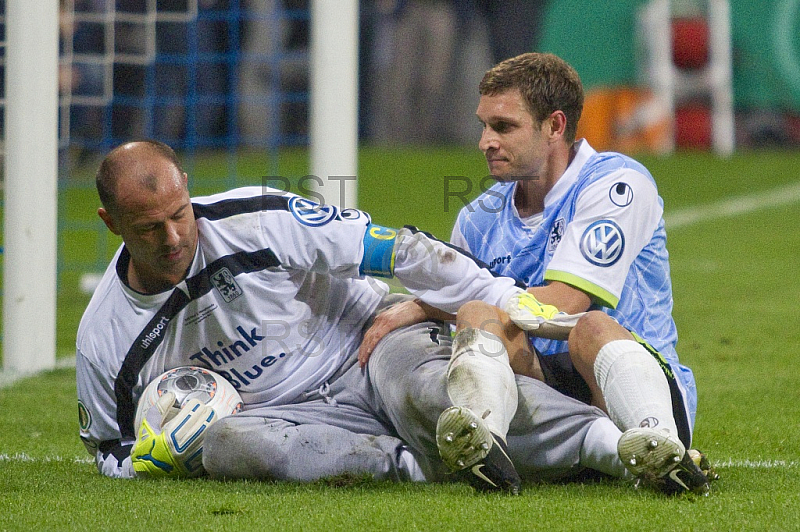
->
<box><xmin>476</xmin><ymin>89</ymin><xmax>550</xmax><ymax>182</ymax></box>
<box><xmin>103</xmin><ymin>158</ymin><xmax>197</xmax><ymax>292</ymax></box>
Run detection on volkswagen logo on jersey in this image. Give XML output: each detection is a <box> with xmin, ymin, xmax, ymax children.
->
<box><xmin>288</xmin><ymin>196</ymin><xmax>339</xmax><ymax>226</ymax></box>
<box><xmin>609</xmin><ymin>182</ymin><xmax>634</xmax><ymax>207</ymax></box>
<box><xmin>580</xmin><ymin>220</ymin><xmax>625</xmax><ymax>266</ymax></box>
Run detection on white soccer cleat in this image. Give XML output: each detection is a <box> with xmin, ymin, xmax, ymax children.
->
<box><xmin>436</xmin><ymin>406</ymin><xmax>521</xmax><ymax>494</ymax></box>
<box><xmin>618</xmin><ymin>427</ymin><xmax>710</xmax><ymax>495</ymax></box>
<box><xmin>437</xmin><ymin>406</ymin><xmax>493</xmax><ymax>471</ymax></box>
<box><xmin>618</xmin><ymin>427</ymin><xmax>685</xmax><ymax>477</ymax></box>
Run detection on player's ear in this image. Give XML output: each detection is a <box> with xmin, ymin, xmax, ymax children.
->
<box><xmin>546</xmin><ymin>111</ymin><xmax>567</xmax><ymax>140</ymax></box>
<box><xmin>98</xmin><ymin>207</ymin><xmax>121</xmax><ymax>235</ymax></box>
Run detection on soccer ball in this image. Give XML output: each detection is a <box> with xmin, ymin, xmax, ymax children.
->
<box><xmin>134</xmin><ymin>366</ymin><xmax>243</xmax><ymax>434</ymax></box>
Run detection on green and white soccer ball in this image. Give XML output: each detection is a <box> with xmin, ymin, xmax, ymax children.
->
<box><xmin>134</xmin><ymin>366</ymin><xmax>243</xmax><ymax>435</ymax></box>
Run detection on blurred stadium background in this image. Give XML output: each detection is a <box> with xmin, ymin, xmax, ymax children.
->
<box><xmin>1</xmin><ymin>0</ymin><xmax>799</xmax><ymax>369</ymax></box>
<box><xmin>2</xmin><ymin>3</ymin><xmax>800</xmax><ymax>527</ymax></box>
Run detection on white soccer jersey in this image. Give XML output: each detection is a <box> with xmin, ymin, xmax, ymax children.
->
<box><xmin>451</xmin><ymin>140</ymin><xmax>697</xmax><ymax>430</ymax></box>
<box><xmin>77</xmin><ymin>186</ymin><xmax>520</xmax><ymax>478</ymax></box>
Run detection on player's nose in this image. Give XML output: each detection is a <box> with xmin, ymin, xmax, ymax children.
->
<box><xmin>163</xmin><ymin>221</ymin><xmax>181</xmax><ymax>246</ymax></box>
<box><xmin>479</xmin><ymin>127</ymin><xmax>499</xmax><ymax>152</ymax></box>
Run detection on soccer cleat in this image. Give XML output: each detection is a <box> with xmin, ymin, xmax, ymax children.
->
<box><xmin>436</xmin><ymin>406</ymin><xmax>521</xmax><ymax>494</ymax></box>
<box><xmin>689</xmin><ymin>448</ymin><xmax>720</xmax><ymax>482</ymax></box>
<box><xmin>618</xmin><ymin>427</ymin><xmax>710</xmax><ymax>495</ymax></box>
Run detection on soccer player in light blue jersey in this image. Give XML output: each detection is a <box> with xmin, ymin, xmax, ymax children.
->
<box><xmin>447</xmin><ymin>52</ymin><xmax>712</xmax><ymax>494</ymax></box>
<box><xmin>362</xmin><ymin>53</ymin><xmax>712</xmax><ymax>494</ymax></box>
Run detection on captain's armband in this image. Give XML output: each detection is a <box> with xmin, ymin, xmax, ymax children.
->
<box><xmin>360</xmin><ymin>224</ymin><xmax>398</xmax><ymax>278</ymax></box>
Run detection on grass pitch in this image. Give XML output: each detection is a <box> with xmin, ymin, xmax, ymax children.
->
<box><xmin>1</xmin><ymin>147</ymin><xmax>800</xmax><ymax>530</ymax></box>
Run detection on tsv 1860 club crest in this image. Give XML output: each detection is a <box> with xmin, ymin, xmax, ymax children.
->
<box><xmin>580</xmin><ymin>220</ymin><xmax>625</xmax><ymax>266</ymax></box>
<box><xmin>211</xmin><ymin>267</ymin><xmax>243</xmax><ymax>303</ymax></box>
<box><xmin>548</xmin><ymin>217</ymin><xmax>566</xmax><ymax>253</ymax></box>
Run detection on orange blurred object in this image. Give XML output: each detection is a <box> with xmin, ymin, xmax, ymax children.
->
<box><xmin>577</xmin><ymin>87</ymin><xmax>671</xmax><ymax>154</ymax></box>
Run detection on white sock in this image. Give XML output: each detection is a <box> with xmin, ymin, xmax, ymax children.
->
<box><xmin>447</xmin><ymin>328</ymin><xmax>518</xmax><ymax>438</ymax></box>
<box><xmin>579</xmin><ymin>417</ymin><xmax>631</xmax><ymax>479</ymax></box>
<box><xmin>593</xmin><ymin>339</ymin><xmax>678</xmax><ymax>436</ymax></box>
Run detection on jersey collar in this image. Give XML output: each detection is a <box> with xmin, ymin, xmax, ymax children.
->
<box><xmin>543</xmin><ymin>139</ymin><xmax>596</xmax><ymax>208</ymax></box>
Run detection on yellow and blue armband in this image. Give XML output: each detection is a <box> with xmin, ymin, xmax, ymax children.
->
<box><xmin>360</xmin><ymin>224</ymin><xmax>398</xmax><ymax>278</ymax></box>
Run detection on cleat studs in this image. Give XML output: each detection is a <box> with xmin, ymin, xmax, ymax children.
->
<box><xmin>445</xmin><ymin>433</ymin><xmax>454</xmax><ymax>443</ymax></box>
<box><xmin>481</xmin><ymin>442</ymin><xmax>490</xmax><ymax>450</ymax></box>
<box><xmin>456</xmin><ymin>459</ymin><xmax>465</xmax><ymax>467</ymax></box>
<box><xmin>468</xmin><ymin>422</ymin><xmax>478</xmax><ymax>430</ymax></box>
<box><xmin>629</xmin><ymin>458</ymin><xmax>637</xmax><ymax>466</ymax></box>
<box><xmin>648</xmin><ymin>440</ymin><xmax>658</xmax><ymax>449</ymax></box>
<box><xmin>673</xmin><ymin>455</ymin><xmax>681</xmax><ymax>463</ymax></box>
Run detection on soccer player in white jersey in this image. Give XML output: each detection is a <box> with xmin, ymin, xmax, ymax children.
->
<box><xmin>77</xmin><ymin>140</ymin><xmax>632</xmax><ymax>489</ymax></box>
<box><xmin>361</xmin><ymin>53</ymin><xmax>712</xmax><ymax>494</ymax></box>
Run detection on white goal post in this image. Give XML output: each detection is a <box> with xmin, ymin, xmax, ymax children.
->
<box><xmin>2</xmin><ymin>1</ymin><xmax>59</xmax><ymax>375</ymax></box>
<box><xmin>309</xmin><ymin>0</ymin><xmax>359</xmax><ymax>210</ymax></box>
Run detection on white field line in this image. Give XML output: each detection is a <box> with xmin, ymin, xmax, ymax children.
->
<box><xmin>0</xmin><ymin>453</ymin><xmax>94</xmax><ymax>465</ymax></box>
<box><xmin>665</xmin><ymin>180</ymin><xmax>800</xmax><ymax>230</ymax></box>
<box><xmin>1</xmin><ymin>182</ymin><xmax>798</xmax><ymax>390</ymax></box>
<box><xmin>0</xmin><ymin>452</ymin><xmax>793</xmax><ymax>470</ymax></box>
<box><xmin>713</xmin><ymin>459</ymin><xmax>798</xmax><ymax>469</ymax></box>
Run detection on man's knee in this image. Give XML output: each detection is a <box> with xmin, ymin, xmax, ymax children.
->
<box><xmin>203</xmin><ymin>417</ymin><xmax>242</xmax><ymax>477</ymax></box>
<box><xmin>203</xmin><ymin>416</ymin><xmax>287</xmax><ymax>480</ymax></box>
<box><xmin>455</xmin><ymin>300</ymin><xmax>503</xmax><ymax>331</ymax></box>
<box><xmin>569</xmin><ymin>311</ymin><xmax>632</xmax><ymax>361</ymax></box>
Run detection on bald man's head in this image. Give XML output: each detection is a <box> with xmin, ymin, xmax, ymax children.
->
<box><xmin>96</xmin><ymin>140</ymin><xmax>185</xmax><ymax>215</ymax></box>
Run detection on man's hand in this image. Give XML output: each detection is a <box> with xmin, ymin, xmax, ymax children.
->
<box><xmin>504</xmin><ymin>291</ymin><xmax>586</xmax><ymax>340</ymax></box>
<box><xmin>359</xmin><ymin>299</ymin><xmax>451</xmax><ymax>367</ymax></box>
<box><xmin>131</xmin><ymin>392</ymin><xmax>216</xmax><ymax>478</ymax></box>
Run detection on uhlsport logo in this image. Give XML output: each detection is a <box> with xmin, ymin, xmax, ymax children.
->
<box><xmin>580</xmin><ymin>220</ymin><xmax>624</xmax><ymax>266</ymax></box>
<box><xmin>288</xmin><ymin>196</ymin><xmax>339</xmax><ymax>226</ymax></box>
<box><xmin>609</xmin><ymin>182</ymin><xmax>634</xmax><ymax>207</ymax></box>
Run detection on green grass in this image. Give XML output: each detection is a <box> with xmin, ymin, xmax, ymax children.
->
<box><xmin>2</xmin><ymin>147</ymin><xmax>800</xmax><ymax>530</ymax></box>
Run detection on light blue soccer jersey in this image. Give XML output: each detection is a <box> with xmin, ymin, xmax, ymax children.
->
<box><xmin>451</xmin><ymin>140</ymin><xmax>697</xmax><ymax>426</ymax></box>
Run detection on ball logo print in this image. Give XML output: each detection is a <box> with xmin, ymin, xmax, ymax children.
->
<box><xmin>609</xmin><ymin>182</ymin><xmax>634</xmax><ymax>207</ymax></box>
<box><xmin>289</xmin><ymin>196</ymin><xmax>339</xmax><ymax>226</ymax></box>
<box><xmin>134</xmin><ymin>366</ymin><xmax>243</xmax><ymax>439</ymax></box>
<box><xmin>580</xmin><ymin>220</ymin><xmax>625</xmax><ymax>266</ymax></box>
